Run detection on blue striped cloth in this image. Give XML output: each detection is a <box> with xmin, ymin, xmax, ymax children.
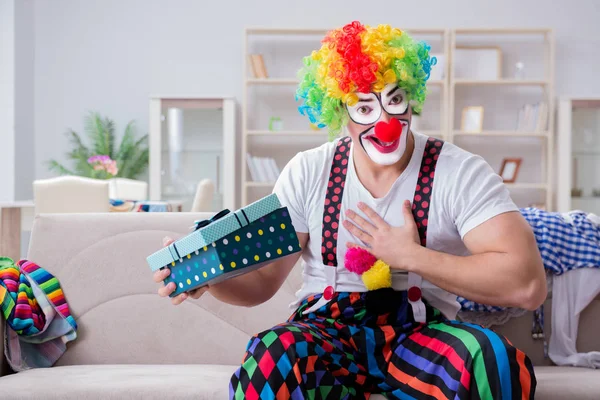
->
<box><xmin>458</xmin><ymin>207</ymin><xmax>600</xmax><ymax>312</ymax></box>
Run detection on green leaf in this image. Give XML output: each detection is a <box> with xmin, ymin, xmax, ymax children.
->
<box><xmin>65</xmin><ymin>129</ymin><xmax>91</xmax><ymax>157</ymax></box>
<box><xmin>124</xmin><ymin>147</ymin><xmax>149</xmax><ymax>178</ymax></box>
<box><xmin>116</xmin><ymin>120</ymin><xmax>136</xmax><ymax>162</ymax></box>
<box><xmin>47</xmin><ymin>160</ymin><xmax>76</xmax><ymax>175</ymax></box>
<box><xmin>85</xmin><ymin>112</ymin><xmax>115</xmax><ymax>157</ymax></box>
<box><xmin>132</xmin><ymin>134</ymin><xmax>148</xmax><ymax>149</ymax></box>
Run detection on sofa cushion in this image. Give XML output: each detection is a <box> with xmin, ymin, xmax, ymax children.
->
<box><xmin>0</xmin><ymin>364</ymin><xmax>598</xmax><ymax>399</ymax></box>
<box><xmin>0</xmin><ymin>364</ymin><xmax>235</xmax><ymax>399</ymax></box>
<box><xmin>534</xmin><ymin>366</ymin><xmax>600</xmax><ymax>399</ymax></box>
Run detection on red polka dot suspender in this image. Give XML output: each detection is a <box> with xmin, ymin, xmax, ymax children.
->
<box><xmin>321</xmin><ymin>136</ymin><xmax>352</xmax><ymax>266</ymax></box>
<box><xmin>320</xmin><ymin>136</ymin><xmax>445</xmax><ymax>266</ymax></box>
<box><xmin>412</xmin><ymin>137</ymin><xmax>444</xmax><ymax>247</ymax></box>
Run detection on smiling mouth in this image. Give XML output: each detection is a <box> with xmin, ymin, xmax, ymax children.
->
<box><xmin>364</xmin><ymin>135</ymin><xmax>400</xmax><ymax>153</ymax></box>
<box><xmin>369</xmin><ymin>136</ymin><xmax>397</xmax><ymax>147</ymax></box>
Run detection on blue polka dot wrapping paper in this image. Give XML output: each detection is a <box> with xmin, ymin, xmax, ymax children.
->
<box><xmin>146</xmin><ymin>193</ymin><xmax>302</xmax><ymax>297</ymax></box>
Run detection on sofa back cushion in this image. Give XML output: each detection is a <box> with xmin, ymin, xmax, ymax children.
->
<box><xmin>26</xmin><ymin>213</ymin><xmax>300</xmax><ymax>366</ymax></box>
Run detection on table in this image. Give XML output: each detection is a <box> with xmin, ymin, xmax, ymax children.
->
<box><xmin>0</xmin><ymin>201</ymin><xmax>34</xmax><ymax>263</ymax></box>
<box><xmin>0</xmin><ymin>199</ymin><xmax>184</xmax><ymax>262</ymax></box>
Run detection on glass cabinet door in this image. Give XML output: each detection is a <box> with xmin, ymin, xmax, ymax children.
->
<box><xmin>160</xmin><ymin>106</ymin><xmax>224</xmax><ymax>211</ymax></box>
<box><xmin>149</xmin><ymin>97</ymin><xmax>236</xmax><ymax>212</ymax></box>
<box><xmin>570</xmin><ymin>100</ymin><xmax>600</xmax><ymax>215</ymax></box>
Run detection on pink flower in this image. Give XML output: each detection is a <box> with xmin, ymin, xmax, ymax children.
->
<box><xmin>106</xmin><ymin>160</ymin><xmax>118</xmax><ymax>175</ymax></box>
<box><xmin>88</xmin><ymin>155</ymin><xmax>111</xmax><ymax>164</ymax></box>
<box><xmin>88</xmin><ymin>155</ymin><xmax>118</xmax><ymax>176</ymax></box>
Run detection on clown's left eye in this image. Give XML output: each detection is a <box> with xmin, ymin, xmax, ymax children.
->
<box><xmin>390</xmin><ymin>95</ymin><xmax>403</xmax><ymax>105</ymax></box>
<box><xmin>357</xmin><ymin>106</ymin><xmax>372</xmax><ymax>114</ymax></box>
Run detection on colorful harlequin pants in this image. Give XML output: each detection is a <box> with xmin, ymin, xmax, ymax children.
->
<box><xmin>229</xmin><ymin>289</ymin><xmax>536</xmax><ymax>399</ymax></box>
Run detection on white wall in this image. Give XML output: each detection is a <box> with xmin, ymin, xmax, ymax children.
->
<box><xmin>0</xmin><ymin>0</ymin><xmax>34</xmax><ymax>202</ymax></box>
<box><xmin>14</xmin><ymin>0</ymin><xmax>34</xmax><ymax>200</ymax></box>
<box><xmin>30</xmin><ymin>0</ymin><xmax>600</xmax><ymax>202</ymax></box>
<box><xmin>0</xmin><ymin>0</ymin><xmax>16</xmax><ymax>202</ymax></box>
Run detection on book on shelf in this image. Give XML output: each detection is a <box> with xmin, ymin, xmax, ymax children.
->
<box><xmin>516</xmin><ymin>102</ymin><xmax>548</xmax><ymax>132</ymax></box>
<box><xmin>246</xmin><ymin>153</ymin><xmax>281</xmax><ymax>183</ymax></box>
<box><xmin>248</xmin><ymin>54</ymin><xmax>268</xmax><ymax>78</ymax></box>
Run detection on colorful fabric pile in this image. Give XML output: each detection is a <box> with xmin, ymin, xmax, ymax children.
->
<box><xmin>0</xmin><ymin>257</ymin><xmax>77</xmax><ymax>371</ymax></box>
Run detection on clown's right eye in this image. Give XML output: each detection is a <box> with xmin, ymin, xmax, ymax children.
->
<box><xmin>357</xmin><ymin>106</ymin><xmax>371</xmax><ymax>114</ymax></box>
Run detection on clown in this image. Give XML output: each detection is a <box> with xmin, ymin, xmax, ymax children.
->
<box><xmin>155</xmin><ymin>21</ymin><xmax>547</xmax><ymax>399</ymax></box>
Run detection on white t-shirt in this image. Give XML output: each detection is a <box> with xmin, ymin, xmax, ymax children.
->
<box><xmin>273</xmin><ymin>131</ymin><xmax>518</xmax><ymax>320</ymax></box>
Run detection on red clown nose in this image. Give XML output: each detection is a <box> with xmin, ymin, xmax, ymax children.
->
<box><xmin>374</xmin><ymin>118</ymin><xmax>403</xmax><ymax>142</ymax></box>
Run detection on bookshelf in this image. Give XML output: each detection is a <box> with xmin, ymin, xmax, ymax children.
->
<box><xmin>242</xmin><ymin>27</ymin><xmax>554</xmax><ymax>210</ymax></box>
<box><xmin>449</xmin><ymin>28</ymin><xmax>555</xmax><ymax>210</ymax></box>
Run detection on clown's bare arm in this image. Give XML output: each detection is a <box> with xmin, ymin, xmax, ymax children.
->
<box><xmin>206</xmin><ymin>232</ymin><xmax>308</xmax><ymax>307</ymax></box>
<box><xmin>155</xmin><ymin>232</ymin><xmax>308</xmax><ymax>307</ymax></box>
<box><xmin>408</xmin><ymin>210</ymin><xmax>546</xmax><ymax>310</ymax></box>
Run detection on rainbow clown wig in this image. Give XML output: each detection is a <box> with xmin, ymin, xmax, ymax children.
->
<box><xmin>296</xmin><ymin>21</ymin><xmax>437</xmax><ymax>140</ymax></box>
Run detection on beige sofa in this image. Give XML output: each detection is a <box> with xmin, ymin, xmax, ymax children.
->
<box><xmin>0</xmin><ymin>213</ymin><xmax>598</xmax><ymax>399</ymax></box>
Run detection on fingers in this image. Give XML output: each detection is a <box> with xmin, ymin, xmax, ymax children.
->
<box><xmin>163</xmin><ymin>236</ymin><xmax>174</xmax><ymax>247</ymax></box>
<box><xmin>357</xmin><ymin>202</ymin><xmax>388</xmax><ymax>227</ymax></box>
<box><xmin>158</xmin><ymin>236</ymin><xmax>204</xmax><ymax>306</ymax></box>
<box><xmin>344</xmin><ymin>209</ymin><xmax>376</xmax><ymax>234</ymax></box>
<box><xmin>401</xmin><ymin>200</ymin><xmax>420</xmax><ymax>243</ymax></box>
<box><xmin>188</xmin><ymin>286</ymin><xmax>209</xmax><ymax>299</ymax></box>
<box><xmin>158</xmin><ymin>281</ymin><xmax>176</xmax><ymax>297</ymax></box>
<box><xmin>343</xmin><ymin>219</ymin><xmax>373</xmax><ymax>245</ymax></box>
<box><xmin>171</xmin><ymin>292</ymin><xmax>188</xmax><ymax>305</ymax></box>
<box><xmin>153</xmin><ymin>268</ymin><xmax>171</xmax><ymax>283</ymax></box>
<box><xmin>402</xmin><ymin>200</ymin><xmax>417</xmax><ymax>225</ymax></box>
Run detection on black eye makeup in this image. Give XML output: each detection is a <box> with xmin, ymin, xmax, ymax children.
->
<box><xmin>346</xmin><ymin>84</ymin><xmax>408</xmax><ymax>125</ymax></box>
<box><xmin>381</xmin><ymin>84</ymin><xmax>408</xmax><ymax>115</ymax></box>
<box><xmin>346</xmin><ymin>93</ymin><xmax>382</xmax><ymax>125</ymax></box>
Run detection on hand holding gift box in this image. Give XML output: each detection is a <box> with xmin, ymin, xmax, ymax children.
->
<box><xmin>147</xmin><ymin>194</ymin><xmax>302</xmax><ymax>297</ymax></box>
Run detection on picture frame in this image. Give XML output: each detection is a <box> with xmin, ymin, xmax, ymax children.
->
<box><xmin>460</xmin><ymin>106</ymin><xmax>484</xmax><ymax>133</ymax></box>
<box><xmin>454</xmin><ymin>46</ymin><xmax>502</xmax><ymax>80</ymax></box>
<box><xmin>499</xmin><ymin>158</ymin><xmax>522</xmax><ymax>183</ymax></box>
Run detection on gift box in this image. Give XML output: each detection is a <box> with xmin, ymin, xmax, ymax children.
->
<box><xmin>146</xmin><ymin>193</ymin><xmax>302</xmax><ymax>297</ymax></box>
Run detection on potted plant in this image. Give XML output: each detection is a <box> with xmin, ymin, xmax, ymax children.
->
<box><xmin>47</xmin><ymin>112</ymin><xmax>149</xmax><ymax>180</ymax></box>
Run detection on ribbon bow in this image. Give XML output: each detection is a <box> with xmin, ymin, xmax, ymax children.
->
<box><xmin>192</xmin><ymin>209</ymin><xmax>231</xmax><ymax>231</ymax></box>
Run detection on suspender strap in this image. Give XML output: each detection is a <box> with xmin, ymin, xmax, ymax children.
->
<box><xmin>408</xmin><ymin>137</ymin><xmax>444</xmax><ymax>323</ymax></box>
<box><xmin>412</xmin><ymin>137</ymin><xmax>444</xmax><ymax>246</ymax></box>
<box><xmin>321</xmin><ymin>136</ymin><xmax>351</xmax><ymax>266</ymax></box>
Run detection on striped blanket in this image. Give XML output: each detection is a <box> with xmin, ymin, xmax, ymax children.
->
<box><xmin>0</xmin><ymin>257</ymin><xmax>77</xmax><ymax>371</ymax></box>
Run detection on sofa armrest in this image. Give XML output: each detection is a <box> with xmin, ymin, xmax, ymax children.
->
<box><xmin>0</xmin><ymin>317</ymin><xmax>8</xmax><ymax>376</ymax></box>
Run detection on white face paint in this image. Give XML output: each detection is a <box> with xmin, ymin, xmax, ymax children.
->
<box><xmin>346</xmin><ymin>83</ymin><xmax>411</xmax><ymax>166</ymax></box>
